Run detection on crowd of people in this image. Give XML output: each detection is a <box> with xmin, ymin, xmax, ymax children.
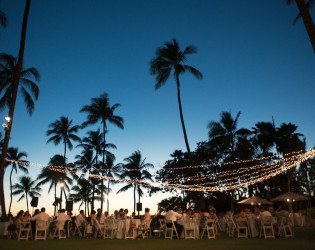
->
<box><xmin>6</xmin><ymin>203</ymin><xmax>293</xmax><ymax>239</ymax></box>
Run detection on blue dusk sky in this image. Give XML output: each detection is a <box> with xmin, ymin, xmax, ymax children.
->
<box><xmin>0</xmin><ymin>0</ymin><xmax>314</xmax><ymax>215</ymax></box>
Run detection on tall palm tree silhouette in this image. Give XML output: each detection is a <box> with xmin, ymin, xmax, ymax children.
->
<box><xmin>81</xmin><ymin>92</ymin><xmax>123</xmax><ymax>212</ymax></box>
<box><xmin>117</xmin><ymin>150</ymin><xmax>153</xmax><ymax>213</ymax></box>
<box><xmin>0</xmin><ymin>0</ymin><xmax>32</xmax><ymax>220</ymax></box>
<box><xmin>46</xmin><ymin>116</ymin><xmax>81</xmax><ymax>166</ymax></box>
<box><xmin>6</xmin><ymin>147</ymin><xmax>28</xmax><ymax>213</ymax></box>
<box><xmin>150</xmin><ymin>38</ymin><xmax>202</xmax><ymax>165</ymax></box>
<box><xmin>37</xmin><ymin>154</ymin><xmax>72</xmax><ymax>215</ymax></box>
<box><xmin>12</xmin><ymin>175</ymin><xmax>41</xmax><ymax>211</ymax></box>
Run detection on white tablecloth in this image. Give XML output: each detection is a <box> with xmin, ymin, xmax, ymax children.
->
<box><xmin>178</xmin><ymin>219</ymin><xmax>200</xmax><ymax>239</ymax></box>
<box><xmin>115</xmin><ymin>219</ymin><xmax>141</xmax><ymax>239</ymax></box>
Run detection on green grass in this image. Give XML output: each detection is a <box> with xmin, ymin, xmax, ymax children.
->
<box><xmin>1</xmin><ymin>228</ymin><xmax>314</xmax><ymax>250</ymax></box>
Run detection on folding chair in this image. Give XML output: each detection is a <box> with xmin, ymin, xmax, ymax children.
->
<box><xmin>35</xmin><ymin>220</ymin><xmax>48</xmax><ymax>240</ymax></box>
<box><xmin>200</xmin><ymin>219</ymin><xmax>215</xmax><ymax>239</ymax></box>
<box><xmin>140</xmin><ymin>219</ymin><xmax>152</xmax><ymax>239</ymax></box>
<box><xmin>74</xmin><ymin>220</ymin><xmax>84</xmax><ymax>237</ymax></box>
<box><xmin>227</xmin><ymin>217</ymin><xmax>237</xmax><ymax>237</ymax></box>
<box><xmin>7</xmin><ymin>219</ymin><xmax>18</xmax><ymax>240</ymax></box>
<box><xmin>158</xmin><ymin>219</ymin><xmax>166</xmax><ymax>237</ymax></box>
<box><xmin>236</xmin><ymin>217</ymin><xmax>248</xmax><ymax>238</ymax></box>
<box><xmin>260</xmin><ymin>216</ymin><xmax>275</xmax><ymax>239</ymax></box>
<box><xmin>18</xmin><ymin>221</ymin><xmax>32</xmax><ymax>240</ymax></box>
<box><xmin>125</xmin><ymin>219</ymin><xmax>137</xmax><ymax>240</ymax></box>
<box><xmin>53</xmin><ymin>220</ymin><xmax>67</xmax><ymax>239</ymax></box>
<box><xmin>165</xmin><ymin>220</ymin><xmax>179</xmax><ymax>240</ymax></box>
<box><xmin>94</xmin><ymin>220</ymin><xmax>104</xmax><ymax>238</ymax></box>
<box><xmin>184</xmin><ymin>220</ymin><xmax>196</xmax><ymax>240</ymax></box>
<box><xmin>103</xmin><ymin>219</ymin><xmax>116</xmax><ymax>239</ymax></box>
<box><xmin>278</xmin><ymin>216</ymin><xmax>293</xmax><ymax>238</ymax></box>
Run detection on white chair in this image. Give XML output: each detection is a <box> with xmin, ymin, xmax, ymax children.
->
<box><xmin>35</xmin><ymin>220</ymin><xmax>48</xmax><ymax>240</ymax></box>
<box><xmin>158</xmin><ymin>219</ymin><xmax>166</xmax><ymax>237</ymax></box>
<box><xmin>236</xmin><ymin>217</ymin><xmax>248</xmax><ymax>238</ymax></box>
<box><xmin>200</xmin><ymin>219</ymin><xmax>215</xmax><ymax>239</ymax></box>
<box><xmin>53</xmin><ymin>220</ymin><xmax>67</xmax><ymax>239</ymax></box>
<box><xmin>94</xmin><ymin>220</ymin><xmax>104</xmax><ymax>238</ymax></box>
<box><xmin>18</xmin><ymin>221</ymin><xmax>32</xmax><ymax>240</ymax></box>
<box><xmin>227</xmin><ymin>217</ymin><xmax>237</xmax><ymax>238</ymax></box>
<box><xmin>184</xmin><ymin>220</ymin><xmax>196</xmax><ymax>240</ymax></box>
<box><xmin>125</xmin><ymin>219</ymin><xmax>137</xmax><ymax>240</ymax></box>
<box><xmin>278</xmin><ymin>216</ymin><xmax>293</xmax><ymax>238</ymax></box>
<box><xmin>139</xmin><ymin>219</ymin><xmax>152</xmax><ymax>239</ymax></box>
<box><xmin>103</xmin><ymin>219</ymin><xmax>116</xmax><ymax>239</ymax></box>
<box><xmin>74</xmin><ymin>220</ymin><xmax>85</xmax><ymax>237</ymax></box>
<box><xmin>260</xmin><ymin>216</ymin><xmax>275</xmax><ymax>239</ymax></box>
<box><xmin>165</xmin><ymin>220</ymin><xmax>179</xmax><ymax>240</ymax></box>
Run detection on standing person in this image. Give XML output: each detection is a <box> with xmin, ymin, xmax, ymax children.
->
<box><xmin>165</xmin><ymin>207</ymin><xmax>183</xmax><ymax>237</ymax></box>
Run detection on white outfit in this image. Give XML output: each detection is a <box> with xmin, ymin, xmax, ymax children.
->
<box><xmin>76</xmin><ymin>214</ymin><xmax>86</xmax><ymax>224</ymax></box>
<box><xmin>30</xmin><ymin>212</ymin><xmax>50</xmax><ymax>222</ymax></box>
<box><xmin>56</xmin><ymin>212</ymin><xmax>70</xmax><ymax>222</ymax></box>
<box><xmin>165</xmin><ymin>210</ymin><xmax>182</xmax><ymax>222</ymax></box>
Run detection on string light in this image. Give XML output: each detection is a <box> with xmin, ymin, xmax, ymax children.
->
<box><xmin>5</xmin><ymin>148</ymin><xmax>314</xmax><ymax>192</ymax></box>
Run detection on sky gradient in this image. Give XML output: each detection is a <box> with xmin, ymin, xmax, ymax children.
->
<box><xmin>0</xmin><ymin>0</ymin><xmax>314</xmax><ymax>216</ymax></box>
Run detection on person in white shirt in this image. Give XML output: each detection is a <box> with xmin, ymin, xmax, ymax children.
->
<box><xmin>56</xmin><ymin>209</ymin><xmax>71</xmax><ymax>222</ymax></box>
<box><xmin>30</xmin><ymin>207</ymin><xmax>50</xmax><ymax>222</ymax></box>
<box><xmin>97</xmin><ymin>208</ymin><xmax>105</xmax><ymax>224</ymax></box>
<box><xmin>165</xmin><ymin>208</ymin><xmax>183</xmax><ymax>237</ymax></box>
<box><xmin>76</xmin><ymin>210</ymin><xmax>86</xmax><ymax>226</ymax></box>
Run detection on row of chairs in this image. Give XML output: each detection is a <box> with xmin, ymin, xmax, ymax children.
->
<box><xmin>8</xmin><ymin>220</ymin><xmax>68</xmax><ymax>240</ymax></box>
<box><xmin>74</xmin><ymin>219</ymin><xmax>152</xmax><ymax>240</ymax></box>
<box><xmin>226</xmin><ymin>216</ymin><xmax>293</xmax><ymax>239</ymax></box>
<box><xmin>159</xmin><ymin>219</ymin><xmax>217</xmax><ymax>240</ymax></box>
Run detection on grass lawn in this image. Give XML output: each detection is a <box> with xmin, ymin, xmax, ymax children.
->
<box><xmin>0</xmin><ymin>227</ymin><xmax>314</xmax><ymax>250</ymax></box>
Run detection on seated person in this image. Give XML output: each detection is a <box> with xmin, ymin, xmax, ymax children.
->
<box><xmin>56</xmin><ymin>209</ymin><xmax>70</xmax><ymax>222</ymax></box>
<box><xmin>165</xmin><ymin>207</ymin><xmax>183</xmax><ymax>237</ymax></box>
<box><xmin>30</xmin><ymin>207</ymin><xmax>50</xmax><ymax>222</ymax></box>
<box><xmin>143</xmin><ymin>208</ymin><xmax>151</xmax><ymax>221</ymax></box>
<box><xmin>75</xmin><ymin>210</ymin><xmax>86</xmax><ymax>226</ymax></box>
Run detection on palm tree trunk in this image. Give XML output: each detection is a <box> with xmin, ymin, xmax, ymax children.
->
<box><xmin>0</xmin><ymin>0</ymin><xmax>31</xmax><ymax>221</ymax></box>
<box><xmin>107</xmin><ymin>177</ymin><xmax>110</xmax><ymax>213</ymax></box>
<box><xmin>54</xmin><ymin>183</ymin><xmax>57</xmax><ymax>216</ymax></box>
<box><xmin>26</xmin><ymin>191</ymin><xmax>29</xmax><ymax>211</ymax></box>
<box><xmin>102</xmin><ymin>121</ymin><xmax>108</xmax><ymax>213</ymax></box>
<box><xmin>295</xmin><ymin>0</ymin><xmax>315</xmax><ymax>53</ymax></box>
<box><xmin>133</xmin><ymin>184</ymin><xmax>136</xmax><ymax>213</ymax></box>
<box><xmin>175</xmin><ymin>75</ymin><xmax>206</xmax><ymax>210</ymax></box>
<box><xmin>8</xmin><ymin>167</ymin><xmax>14</xmax><ymax>213</ymax></box>
<box><xmin>63</xmin><ymin>141</ymin><xmax>67</xmax><ymax>166</ymax></box>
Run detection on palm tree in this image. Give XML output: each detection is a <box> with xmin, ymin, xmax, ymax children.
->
<box><xmin>0</xmin><ymin>53</ymin><xmax>40</xmax><ymax>115</ymax></box>
<box><xmin>0</xmin><ymin>0</ymin><xmax>32</xmax><ymax>220</ymax></box>
<box><xmin>12</xmin><ymin>175</ymin><xmax>41</xmax><ymax>211</ymax></box>
<box><xmin>37</xmin><ymin>154</ymin><xmax>72</xmax><ymax>214</ymax></box>
<box><xmin>150</xmin><ymin>38</ymin><xmax>202</xmax><ymax>165</ymax></box>
<box><xmin>208</xmin><ymin>111</ymin><xmax>251</xmax><ymax>210</ymax></box>
<box><xmin>275</xmin><ymin>122</ymin><xmax>305</xmax><ymax>192</ymax></box>
<box><xmin>117</xmin><ymin>150</ymin><xmax>153</xmax><ymax>213</ymax></box>
<box><xmin>75</xmin><ymin>149</ymin><xmax>99</xmax><ymax>211</ymax></box>
<box><xmin>251</xmin><ymin>121</ymin><xmax>276</xmax><ymax>198</ymax></box>
<box><xmin>69</xmin><ymin>178</ymin><xmax>91</xmax><ymax>215</ymax></box>
<box><xmin>102</xmin><ymin>154</ymin><xmax>119</xmax><ymax>212</ymax></box>
<box><xmin>286</xmin><ymin>0</ymin><xmax>315</xmax><ymax>53</ymax></box>
<box><xmin>208</xmin><ymin>111</ymin><xmax>251</xmax><ymax>158</ymax></box>
<box><xmin>80</xmin><ymin>92</ymin><xmax>124</xmax><ymax>211</ymax></box>
<box><xmin>6</xmin><ymin>147</ymin><xmax>28</xmax><ymax>213</ymax></box>
<box><xmin>46</xmin><ymin>116</ymin><xmax>81</xmax><ymax>166</ymax></box>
